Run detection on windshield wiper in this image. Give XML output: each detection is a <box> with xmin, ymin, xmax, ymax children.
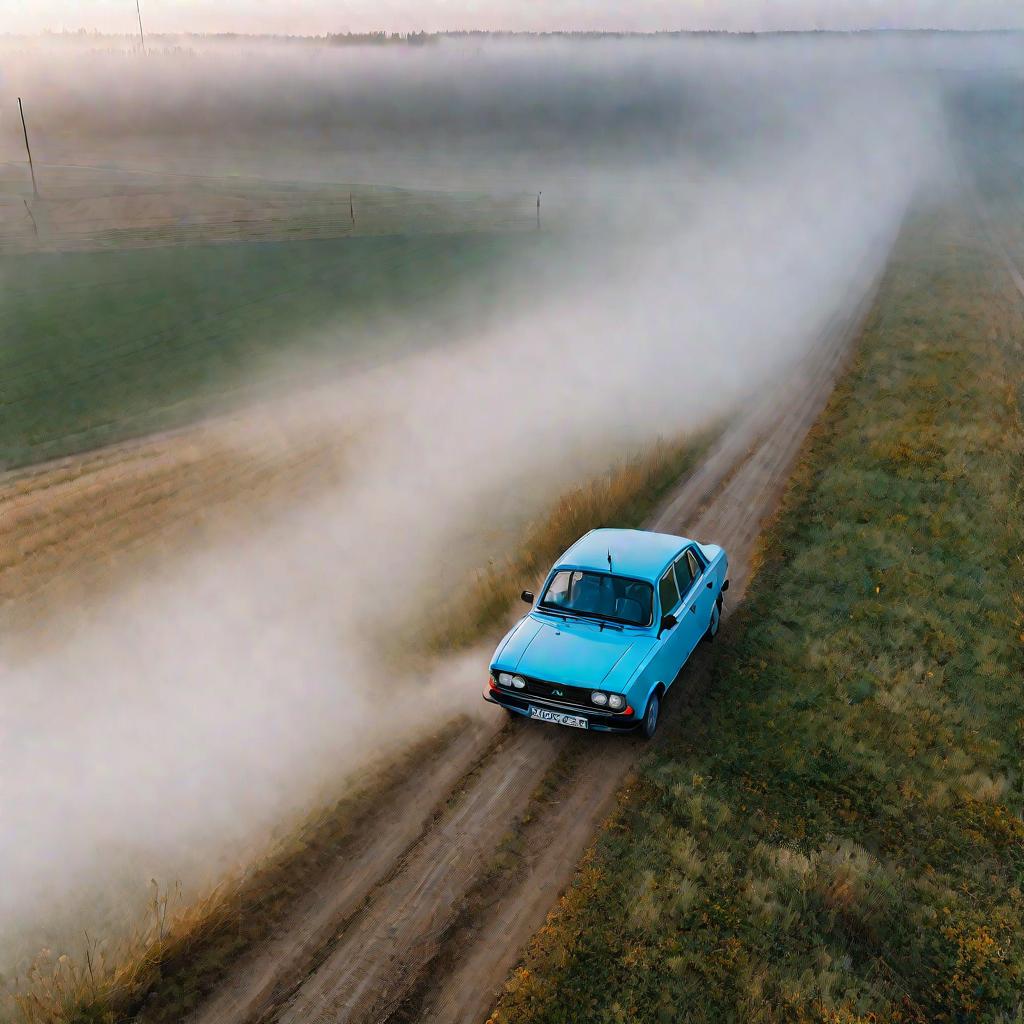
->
<box><xmin>537</xmin><ymin>606</ymin><xmax>626</xmax><ymax>630</ymax></box>
<box><xmin>536</xmin><ymin>606</ymin><xmax>584</xmax><ymax>624</ymax></box>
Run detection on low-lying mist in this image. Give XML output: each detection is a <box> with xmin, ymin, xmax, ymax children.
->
<box><xmin>1</xmin><ymin>31</ymin><xmax>1006</xmax><ymax>974</ymax></box>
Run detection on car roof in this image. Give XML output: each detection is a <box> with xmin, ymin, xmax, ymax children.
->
<box><xmin>556</xmin><ymin>528</ymin><xmax>691</xmax><ymax>583</ymax></box>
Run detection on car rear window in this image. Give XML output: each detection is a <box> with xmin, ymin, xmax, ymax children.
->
<box><xmin>674</xmin><ymin>554</ymin><xmax>693</xmax><ymax>595</ymax></box>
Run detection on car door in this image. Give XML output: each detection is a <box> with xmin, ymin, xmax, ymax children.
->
<box><xmin>675</xmin><ymin>546</ymin><xmax>714</xmax><ymax>659</ymax></box>
<box><xmin>650</xmin><ymin>562</ymin><xmax>688</xmax><ymax>690</ymax></box>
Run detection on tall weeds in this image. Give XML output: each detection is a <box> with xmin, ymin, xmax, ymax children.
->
<box><xmin>423</xmin><ymin>435</ymin><xmax>711</xmax><ymax>653</ymax></box>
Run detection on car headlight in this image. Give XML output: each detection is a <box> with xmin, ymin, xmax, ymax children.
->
<box><xmin>591</xmin><ymin>691</ymin><xmax>608</xmax><ymax>706</ymax></box>
<box><xmin>608</xmin><ymin>694</ymin><xmax>625</xmax><ymax>710</ymax></box>
<box><xmin>498</xmin><ymin>672</ymin><xmax>514</xmax><ymax>687</ymax></box>
<box><xmin>512</xmin><ymin>675</ymin><xmax>526</xmax><ymax>690</ymax></box>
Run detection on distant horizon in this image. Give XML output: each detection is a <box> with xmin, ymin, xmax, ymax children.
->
<box><xmin>7</xmin><ymin>25</ymin><xmax>1024</xmax><ymax>40</ymax></box>
<box><xmin>4</xmin><ymin>0</ymin><xmax>1024</xmax><ymax>39</ymax></box>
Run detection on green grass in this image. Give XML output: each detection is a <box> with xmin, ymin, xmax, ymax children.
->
<box><xmin>0</xmin><ymin>231</ymin><xmax>531</xmax><ymax>470</ymax></box>
<box><xmin>491</xmin><ymin>204</ymin><xmax>1024</xmax><ymax>1024</ymax></box>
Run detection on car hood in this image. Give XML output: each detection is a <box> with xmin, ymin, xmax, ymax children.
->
<box><xmin>494</xmin><ymin>615</ymin><xmax>656</xmax><ymax>690</ymax></box>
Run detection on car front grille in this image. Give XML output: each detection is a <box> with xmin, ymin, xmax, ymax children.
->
<box><xmin>521</xmin><ymin>676</ymin><xmax>600</xmax><ymax>710</ymax></box>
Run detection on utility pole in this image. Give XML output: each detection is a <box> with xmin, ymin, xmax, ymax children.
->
<box><xmin>18</xmin><ymin>98</ymin><xmax>39</xmax><ymax>198</ymax></box>
<box><xmin>136</xmin><ymin>0</ymin><xmax>147</xmax><ymax>54</ymax></box>
<box><xmin>536</xmin><ymin>191</ymin><xmax>542</xmax><ymax>230</ymax></box>
<box><xmin>349</xmin><ymin>192</ymin><xmax>355</xmax><ymax>225</ymax></box>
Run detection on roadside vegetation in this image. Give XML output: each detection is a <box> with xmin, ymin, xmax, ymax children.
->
<box><xmin>422</xmin><ymin>433</ymin><xmax>714</xmax><ymax>654</ymax></box>
<box><xmin>4</xmin><ymin>723</ymin><xmax>466</xmax><ymax>1024</ymax></box>
<box><xmin>0</xmin><ymin>229</ymin><xmax>531</xmax><ymax>470</ymax></box>
<box><xmin>491</xmin><ymin>203</ymin><xmax>1024</xmax><ymax>1023</ymax></box>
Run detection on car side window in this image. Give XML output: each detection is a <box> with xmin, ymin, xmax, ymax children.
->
<box><xmin>544</xmin><ymin>570</ymin><xmax>575</xmax><ymax>605</ymax></box>
<box><xmin>658</xmin><ymin>568</ymin><xmax>680</xmax><ymax>614</ymax></box>
<box><xmin>673</xmin><ymin>555</ymin><xmax>693</xmax><ymax>597</ymax></box>
<box><xmin>686</xmin><ymin>548</ymin><xmax>702</xmax><ymax>582</ymax></box>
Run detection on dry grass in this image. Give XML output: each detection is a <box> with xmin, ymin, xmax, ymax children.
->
<box><xmin>2</xmin><ymin>722</ymin><xmax>465</xmax><ymax>1024</ymax></box>
<box><xmin>421</xmin><ymin>434</ymin><xmax>713</xmax><ymax>654</ymax></box>
<box><xmin>0</xmin><ymin>419</ymin><xmax>351</xmax><ymax>638</ymax></box>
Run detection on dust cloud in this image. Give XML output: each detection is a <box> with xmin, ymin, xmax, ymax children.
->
<box><xmin>1</xmin><ymin>31</ymin><xmax>1016</xmax><ymax>972</ymax></box>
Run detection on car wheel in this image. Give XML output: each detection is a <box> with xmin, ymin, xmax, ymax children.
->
<box><xmin>704</xmin><ymin>599</ymin><xmax>721</xmax><ymax>642</ymax></box>
<box><xmin>642</xmin><ymin>693</ymin><xmax>660</xmax><ymax>740</ymax></box>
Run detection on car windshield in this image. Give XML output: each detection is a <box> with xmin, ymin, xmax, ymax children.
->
<box><xmin>538</xmin><ymin>569</ymin><xmax>654</xmax><ymax>626</ymax></box>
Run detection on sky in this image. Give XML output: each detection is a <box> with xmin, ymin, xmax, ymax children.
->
<box><xmin>3</xmin><ymin>0</ymin><xmax>1024</xmax><ymax>36</ymax></box>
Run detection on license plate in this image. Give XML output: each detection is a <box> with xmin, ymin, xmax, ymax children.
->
<box><xmin>529</xmin><ymin>706</ymin><xmax>588</xmax><ymax>730</ymax></box>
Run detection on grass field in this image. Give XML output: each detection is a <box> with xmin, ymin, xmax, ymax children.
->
<box><xmin>0</xmin><ymin>229</ymin><xmax>533</xmax><ymax>470</ymax></box>
<box><xmin>490</xmin><ymin>203</ymin><xmax>1024</xmax><ymax>1023</ymax></box>
<box><xmin>0</xmin><ymin>164</ymin><xmax>533</xmax><ymax>253</ymax></box>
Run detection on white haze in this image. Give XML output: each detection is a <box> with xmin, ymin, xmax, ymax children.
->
<box><xmin>1</xmin><ymin>34</ymin><xmax>1015</xmax><ymax>969</ymax></box>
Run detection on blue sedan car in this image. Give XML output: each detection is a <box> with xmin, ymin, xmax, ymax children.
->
<box><xmin>485</xmin><ymin>528</ymin><xmax>729</xmax><ymax>739</ymax></box>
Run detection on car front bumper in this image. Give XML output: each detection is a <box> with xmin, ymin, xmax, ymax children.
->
<box><xmin>484</xmin><ymin>687</ymin><xmax>641</xmax><ymax>733</ymax></box>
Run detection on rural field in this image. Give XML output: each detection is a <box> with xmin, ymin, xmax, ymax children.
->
<box><xmin>2</xmin><ymin>27</ymin><xmax>1024</xmax><ymax>1024</ymax></box>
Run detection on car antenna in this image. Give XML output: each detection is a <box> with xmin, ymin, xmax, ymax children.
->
<box><xmin>607</xmin><ymin>549</ymin><xmax>613</xmax><ymax>571</ymax></box>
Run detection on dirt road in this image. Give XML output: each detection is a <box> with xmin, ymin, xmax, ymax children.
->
<box><xmin>174</xmin><ymin>275</ymin><xmax>878</xmax><ymax>1024</ymax></box>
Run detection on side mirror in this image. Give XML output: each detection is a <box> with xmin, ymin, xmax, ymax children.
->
<box><xmin>722</xmin><ymin>579</ymin><xmax>730</xmax><ymax>592</ymax></box>
<box><xmin>706</xmin><ymin>580</ymin><xmax>714</xmax><ymax>589</ymax></box>
<box><xmin>521</xmin><ymin>590</ymin><xmax>535</xmax><ymax>604</ymax></box>
<box><xmin>659</xmin><ymin>613</ymin><xmax>677</xmax><ymax>637</ymax></box>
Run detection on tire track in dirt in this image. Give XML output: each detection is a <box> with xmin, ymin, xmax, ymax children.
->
<box><xmin>190</xmin><ymin>719</ymin><xmax>501</xmax><ymax>1024</ymax></box>
<box><xmin>179</xmin><ymin>270</ymin><xmax>879</xmax><ymax>1024</ymax></box>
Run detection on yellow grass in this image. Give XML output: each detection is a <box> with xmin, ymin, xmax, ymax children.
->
<box><xmin>421</xmin><ymin>434</ymin><xmax>712</xmax><ymax>653</ymax></box>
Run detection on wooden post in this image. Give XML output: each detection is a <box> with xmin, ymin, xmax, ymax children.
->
<box><xmin>536</xmin><ymin>191</ymin><xmax>542</xmax><ymax>230</ymax></box>
<box><xmin>136</xmin><ymin>0</ymin><xmax>147</xmax><ymax>54</ymax></box>
<box><xmin>349</xmin><ymin>192</ymin><xmax>355</xmax><ymax>225</ymax></box>
<box><xmin>18</xmin><ymin>98</ymin><xmax>39</xmax><ymax>198</ymax></box>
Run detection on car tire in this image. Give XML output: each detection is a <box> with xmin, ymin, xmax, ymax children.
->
<box><xmin>642</xmin><ymin>693</ymin><xmax>660</xmax><ymax>740</ymax></box>
<box><xmin>703</xmin><ymin>598</ymin><xmax>722</xmax><ymax>642</ymax></box>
